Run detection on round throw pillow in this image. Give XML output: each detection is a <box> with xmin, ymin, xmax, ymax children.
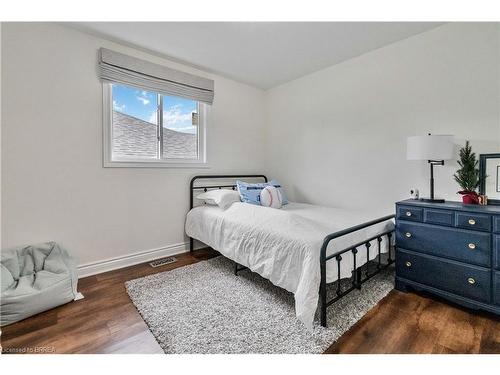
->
<box><xmin>260</xmin><ymin>186</ymin><xmax>283</xmax><ymax>208</ymax></box>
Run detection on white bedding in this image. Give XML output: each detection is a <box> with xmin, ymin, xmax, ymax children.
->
<box><xmin>185</xmin><ymin>201</ymin><xmax>394</xmax><ymax>329</ymax></box>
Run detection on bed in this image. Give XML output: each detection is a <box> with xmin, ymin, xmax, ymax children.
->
<box><xmin>185</xmin><ymin>175</ymin><xmax>395</xmax><ymax>329</ymax></box>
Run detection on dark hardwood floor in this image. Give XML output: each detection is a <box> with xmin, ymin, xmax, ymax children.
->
<box><xmin>327</xmin><ymin>289</ymin><xmax>500</xmax><ymax>353</ymax></box>
<box><xmin>1</xmin><ymin>248</ymin><xmax>499</xmax><ymax>354</ymax></box>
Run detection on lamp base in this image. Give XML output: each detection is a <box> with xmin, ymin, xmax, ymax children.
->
<box><xmin>419</xmin><ymin>197</ymin><xmax>445</xmax><ymax>203</ymax></box>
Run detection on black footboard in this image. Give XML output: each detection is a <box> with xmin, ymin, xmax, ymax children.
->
<box><xmin>319</xmin><ymin>214</ymin><xmax>395</xmax><ymax>327</ymax></box>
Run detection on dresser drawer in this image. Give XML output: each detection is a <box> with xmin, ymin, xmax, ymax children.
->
<box><xmin>494</xmin><ymin>216</ymin><xmax>500</xmax><ymax>234</ymax></box>
<box><xmin>424</xmin><ymin>209</ymin><xmax>454</xmax><ymax>226</ymax></box>
<box><xmin>397</xmin><ymin>205</ymin><xmax>423</xmax><ymax>222</ymax></box>
<box><xmin>396</xmin><ymin>249</ymin><xmax>491</xmax><ymax>303</ymax></box>
<box><xmin>495</xmin><ymin>272</ymin><xmax>500</xmax><ymax>306</ymax></box>
<box><xmin>456</xmin><ymin>212</ymin><xmax>491</xmax><ymax>232</ymax></box>
<box><xmin>396</xmin><ymin>221</ymin><xmax>491</xmax><ymax>267</ymax></box>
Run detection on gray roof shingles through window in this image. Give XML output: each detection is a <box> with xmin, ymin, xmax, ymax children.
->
<box><xmin>112</xmin><ymin>111</ymin><xmax>197</xmax><ymax>159</ymax></box>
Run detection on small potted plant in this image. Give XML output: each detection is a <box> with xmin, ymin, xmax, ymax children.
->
<box><xmin>454</xmin><ymin>140</ymin><xmax>480</xmax><ymax>204</ymax></box>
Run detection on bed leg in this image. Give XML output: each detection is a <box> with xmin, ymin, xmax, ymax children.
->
<box><xmin>320</xmin><ymin>258</ymin><xmax>327</xmax><ymax>327</ymax></box>
<box><xmin>234</xmin><ymin>262</ymin><xmax>248</xmax><ymax>275</ymax></box>
<box><xmin>320</xmin><ymin>288</ymin><xmax>327</xmax><ymax>327</ymax></box>
<box><xmin>189</xmin><ymin>237</ymin><xmax>194</xmax><ymax>253</ymax></box>
<box><xmin>355</xmin><ymin>268</ymin><xmax>362</xmax><ymax>290</ymax></box>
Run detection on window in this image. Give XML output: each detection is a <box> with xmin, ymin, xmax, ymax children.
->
<box><xmin>99</xmin><ymin>48</ymin><xmax>213</xmax><ymax>167</ymax></box>
<box><xmin>103</xmin><ymin>83</ymin><xmax>207</xmax><ymax>167</ymax></box>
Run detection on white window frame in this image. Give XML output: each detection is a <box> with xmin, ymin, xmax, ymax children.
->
<box><xmin>102</xmin><ymin>83</ymin><xmax>209</xmax><ymax>168</ymax></box>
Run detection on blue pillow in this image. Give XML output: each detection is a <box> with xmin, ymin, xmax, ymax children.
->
<box><xmin>236</xmin><ymin>179</ymin><xmax>288</xmax><ymax>205</ymax></box>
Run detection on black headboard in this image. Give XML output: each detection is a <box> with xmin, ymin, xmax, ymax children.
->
<box><xmin>189</xmin><ymin>174</ymin><xmax>268</xmax><ymax>209</ymax></box>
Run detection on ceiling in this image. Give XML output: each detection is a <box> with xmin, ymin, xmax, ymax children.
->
<box><xmin>75</xmin><ymin>22</ymin><xmax>444</xmax><ymax>89</ymax></box>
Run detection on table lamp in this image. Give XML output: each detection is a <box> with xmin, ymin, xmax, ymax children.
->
<box><xmin>407</xmin><ymin>134</ymin><xmax>454</xmax><ymax>203</ymax></box>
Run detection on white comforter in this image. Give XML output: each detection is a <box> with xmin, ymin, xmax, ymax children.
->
<box><xmin>185</xmin><ymin>202</ymin><xmax>393</xmax><ymax>329</ymax></box>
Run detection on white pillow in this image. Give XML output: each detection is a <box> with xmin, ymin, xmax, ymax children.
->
<box><xmin>260</xmin><ymin>186</ymin><xmax>283</xmax><ymax>209</ymax></box>
<box><xmin>196</xmin><ymin>189</ymin><xmax>241</xmax><ymax>209</ymax></box>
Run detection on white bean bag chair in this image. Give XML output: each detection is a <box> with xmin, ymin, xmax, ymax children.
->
<box><xmin>1</xmin><ymin>241</ymin><xmax>78</xmax><ymax>326</ymax></box>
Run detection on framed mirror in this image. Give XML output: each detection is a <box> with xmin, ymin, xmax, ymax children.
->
<box><xmin>479</xmin><ymin>153</ymin><xmax>500</xmax><ymax>205</ymax></box>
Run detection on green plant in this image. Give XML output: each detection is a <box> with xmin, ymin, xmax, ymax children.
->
<box><xmin>453</xmin><ymin>140</ymin><xmax>479</xmax><ymax>192</ymax></box>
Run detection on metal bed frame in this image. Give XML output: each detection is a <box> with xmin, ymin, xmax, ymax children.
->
<box><xmin>189</xmin><ymin>174</ymin><xmax>395</xmax><ymax>328</ymax></box>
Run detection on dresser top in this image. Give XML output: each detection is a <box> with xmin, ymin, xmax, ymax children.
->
<box><xmin>397</xmin><ymin>199</ymin><xmax>500</xmax><ymax>214</ymax></box>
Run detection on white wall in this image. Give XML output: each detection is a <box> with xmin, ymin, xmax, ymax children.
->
<box><xmin>1</xmin><ymin>23</ymin><xmax>266</xmax><ymax>273</ymax></box>
<box><xmin>265</xmin><ymin>23</ymin><xmax>500</xmax><ymax>215</ymax></box>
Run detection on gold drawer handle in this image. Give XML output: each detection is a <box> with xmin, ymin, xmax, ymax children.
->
<box><xmin>468</xmin><ymin>277</ymin><xmax>476</xmax><ymax>285</ymax></box>
<box><xmin>468</xmin><ymin>219</ymin><xmax>476</xmax><ymax>225</ymax></box>
<box><xmin>468</xmin><ymin>243</ymin><xmax>476</xmax><ymax>250</ymax></box>
<box><xmin>405</xmin><ymin>261</ymin><xmax>412</xmax><ymax>267</ymax></box>
<box><xmin>405</xmin><ymin>232</ymin><xmax>412</xmax><ymax>238</ymax></box>
<box><xmin>406</xmin><ymin>211</ymin><xmax>412</xmax><ymax>217</ymax></box>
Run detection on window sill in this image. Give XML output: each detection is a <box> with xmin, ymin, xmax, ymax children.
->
<box><xmin>103</xmin><ymin>160</ymin><xmax>211</xmax><ymax>169</ymax></box>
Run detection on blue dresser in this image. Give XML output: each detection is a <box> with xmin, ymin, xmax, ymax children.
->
<box><xmin>395</xmin><ymin>200</ymin><xmax>500</xmax><ymax>315</ymax></box>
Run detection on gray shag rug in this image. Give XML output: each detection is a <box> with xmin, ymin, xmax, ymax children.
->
<box><xmin>125</xmin><ymin>256</ymin><xmax>394</xmax><ymax>354</ymax></box>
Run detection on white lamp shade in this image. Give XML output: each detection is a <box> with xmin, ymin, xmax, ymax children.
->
<box><xmin>407</xmin><ymin>135</ymin><xmax>454</xmax><ymax>160</ymax></box>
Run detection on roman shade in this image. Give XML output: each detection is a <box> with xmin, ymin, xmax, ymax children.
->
<box><xmin>99</xmin><ymin>48</ymin><xmax>214</xmax><ymax>104</ymax></box>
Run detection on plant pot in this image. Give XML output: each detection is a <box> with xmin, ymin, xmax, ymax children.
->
<box><xmin>458</xmin><ymin>191</ymin><xmax>479</xmax><ymax>205</ymax></box>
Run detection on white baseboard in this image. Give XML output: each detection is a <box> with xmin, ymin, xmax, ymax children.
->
<box><xmin>77</xmin><ymin>242</ymin><xmax>190</xmax><ymax>278</ymax></box>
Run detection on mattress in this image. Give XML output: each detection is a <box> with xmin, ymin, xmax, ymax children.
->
<box><xmin>185</xmin><ymin>201</ymin><xmax>394</xmax><ymax>329</ymax></box>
